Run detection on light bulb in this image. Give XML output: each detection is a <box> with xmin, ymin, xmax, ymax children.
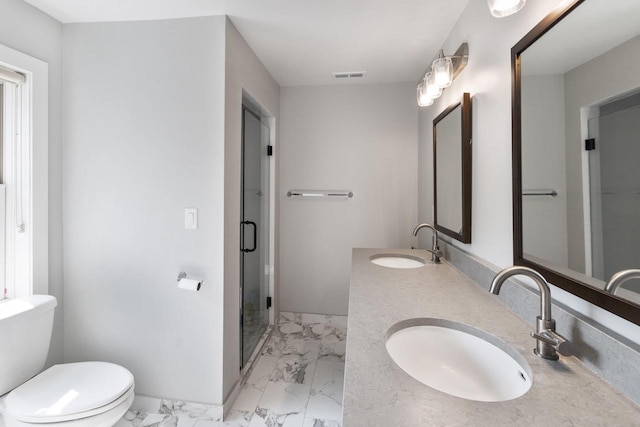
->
<box><xmin>416</xmin><ymin>81</ymin><xmax>433</xmax><ymax>107</ymax></box>
<box><xmin>425</xmin><ymin>71</ymin><xmax>442</xmax><ymax>99</ymax></box>
<box><xmin>487</xmin><ymin>0</ymin><xmax>526</xmax><ymax>17</ymax></box>
<box><xmin>433</xmin><ymin>54</ymin><xmax>453</xmax><ymax>88</ymax></box>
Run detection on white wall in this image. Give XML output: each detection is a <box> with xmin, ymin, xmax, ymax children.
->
<box><xmin>223</xmin><ymin>17</ymin><xmax>280</xmax><ymax>404</ymax></box>
<box><xmin>63</xmin><ymin>16</ymin><xmax>227</xmax><ymax>403</ymax></box>
<box><xmin>279</xmin><ymin>83</ymin><xmax>418</xmax><ymax>315</ymax></box>
<box><xmin>0</xmin><ymin>0</ymin><xmax>63</xmax><ymax>367</ymax></box>
<box><xmin>417</xmin><ymin>0</ymin><xmax>640</xmax><ymax>343</ymax></box>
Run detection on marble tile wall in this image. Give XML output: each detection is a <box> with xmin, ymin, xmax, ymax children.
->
<box><xmin>115</xmin><ymin>312</ymin><xmax>347</xmax><ymax>427</ymax></box>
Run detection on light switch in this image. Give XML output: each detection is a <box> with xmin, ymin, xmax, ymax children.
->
<box><xmin>185</xmin><ymin>208</ymin><xmax>198</xmax><ymax>230</ymax></box>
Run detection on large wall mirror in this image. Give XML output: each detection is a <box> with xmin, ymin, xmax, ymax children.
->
<box><xmin>512</xmin><ymin>0</ymin><xmax>640</xmax><ymax>325</ymax></box>
<box><xmin>434</xmin><ymin>93</ymin><xmax>472</xmax><ymax>243</ymax></box>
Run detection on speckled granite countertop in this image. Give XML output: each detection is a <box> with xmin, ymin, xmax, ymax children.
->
<box><xmin>343</xmin><ymin>248</ymin><xmax>640</xmax><ymax>426</ymax></box>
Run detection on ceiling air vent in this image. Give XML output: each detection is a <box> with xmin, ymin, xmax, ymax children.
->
<box><xmin>332</xmin><ymin>71</ymin><xmax>367</xmax><ymax>79</ymax></box>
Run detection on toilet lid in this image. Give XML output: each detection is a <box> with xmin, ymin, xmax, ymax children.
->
<box><xmin>6</xmin><ymin>362</ymin><xmax>134</xmax><ymax>422</ymax></box>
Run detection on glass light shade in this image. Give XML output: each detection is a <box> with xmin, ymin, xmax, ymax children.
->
<box><xmin>488</xmin><ymin>0</ymin><xmax>526</xmax><ymax>17</ymax></box>
<box><xmin>425</xmin><ymin>71</ymin><xmax>442</xmax><ymax>99</ymax></box>
<box><xmin>433</xmin><ymin>56</ymin><xmax>453</xmax><ymax>88</ymax></box>
<box><xmin>416</xmin><ymin>82</ymin><xmax>433</xmax><ymax>107</ymax></box>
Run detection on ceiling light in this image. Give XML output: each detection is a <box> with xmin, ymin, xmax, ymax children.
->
<box><xmin>487</xmin><ymin>0</ymin><xmax>526</xmax><ymax>17</ymax></box>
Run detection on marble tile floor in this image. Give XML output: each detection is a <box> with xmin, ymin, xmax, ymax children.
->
<box><xmin>115</xmin><ymin>311</ymin><xmax>347</xmax><ymax>427</ymax></box>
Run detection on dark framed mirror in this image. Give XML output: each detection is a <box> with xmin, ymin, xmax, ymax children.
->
<box><xmin>512</xmin><ymin>0</ymin><xmax>640</xmax><ymax>325</ymax></box>
<box><xmin>434</xmin><ymin>92</ymin><xmax>472</xmax><ymax>243</ymax></box>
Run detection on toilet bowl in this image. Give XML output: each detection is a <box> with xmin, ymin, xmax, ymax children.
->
<box><xmin>0</xmin><ymin>296</ymin><xmax>134</xmax><ymax>427</ymax></box>
<box><xmin>4</xmin><ymin>362</ymin><xmax>134</xmax><ymax>427</ymax></box>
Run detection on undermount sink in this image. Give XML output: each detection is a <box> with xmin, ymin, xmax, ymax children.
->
<box><xmin>370</xmin><ymin>254</ymin><xmax>426</xmax><ymax>269</ymax></box>
<box><xmin>385</xmin><ymin>318</ymin><xmax>532</xmax><ymax>402</ymax></box>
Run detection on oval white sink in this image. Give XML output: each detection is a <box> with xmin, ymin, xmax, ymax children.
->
<box><xmin>386</xmin><ymin>318</ymin><xmax>532</xmax><ymax>402</ymax></box>
<box><xmin>370</xmin><ymin>254</ymin><xmax>426</xmax><ymax>269</ymax></box>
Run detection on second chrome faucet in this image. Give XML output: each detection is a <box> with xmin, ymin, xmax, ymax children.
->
<box><xmin>413</xmin><ymin>223</ymin><xmax>442</xmax><ymax>264</ymax></box>
<box><xmin>490</xmin><ymin>266</ymin><xmax>572</xmax><ymax>360</ymax></box>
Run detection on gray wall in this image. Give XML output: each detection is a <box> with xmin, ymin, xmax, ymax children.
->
<box><xmin>63</xmin><ymin>16</ymin><xmax>228</xmax><ymax>403</ymax></box>
<box><xmin>599</xmin><ymin>102</ymin><xmax>640</xmax><ymax>279</ymax></box>
<box><xmin>0</xmin><ymin>0</ymin><xmax>64</xmax><ymax>367</ymax></box>
<box><xmin>521</xmin><ymin>74</ymin><xmax>568</xmax><ymax>267</ymax></box>
<box><xmin>279</xmin><ymin>83</ymin><xmax>418</xmax><ymax>315</ymax></box>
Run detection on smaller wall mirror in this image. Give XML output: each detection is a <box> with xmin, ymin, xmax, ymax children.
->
<box><xmin>434</xmin><ymin>93</ymin><xmax>472</xmax><ymax>243</ymax></box>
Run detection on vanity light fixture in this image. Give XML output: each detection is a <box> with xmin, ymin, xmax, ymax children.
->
<box><xmin>416</xmin><ymin>42</ymin><xmax>469</xmax><ymax>107</ymax></box>
<box><xmin>487</xmin><ymin>0</ymin><xmax>526</xmax><ymax>17</ymax></box>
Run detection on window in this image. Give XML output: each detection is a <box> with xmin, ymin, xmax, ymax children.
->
<box><xmin>1</xmin><ymin>64</ymin><xmax>30</xmax><ymax>299</ymax></box>
<box><xmin>0</xmin><ymin>44</ymin><xmax>48</xmax><ymax>299</ymax></box>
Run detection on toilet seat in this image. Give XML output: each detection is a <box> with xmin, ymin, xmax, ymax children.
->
<box><xmin>6</xmin><ymin>362</ymin><xmax>134</xmax><ymax>424</ymax></box>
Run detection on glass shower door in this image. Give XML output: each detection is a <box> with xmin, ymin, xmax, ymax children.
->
<box><xmin>241</xmin><ymin>106</ymin><xmax>270</xmax><ymax>368</ymax></box>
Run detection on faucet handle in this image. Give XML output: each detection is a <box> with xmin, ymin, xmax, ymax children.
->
<box><xmin>530</xmin><ymin>330</ymin><xmax>572</xmax><ymax>357</ymax></box>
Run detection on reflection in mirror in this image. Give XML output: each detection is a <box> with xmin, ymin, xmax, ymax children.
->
<box><xmin>434</xmin><ymin>93</ymin><xmax>471</xmax><ymax>243</ymax></box>
<box><xmin>514</xmin><ymin>0</ymin><xmax>640</xmax><ymax>321</ymax></box>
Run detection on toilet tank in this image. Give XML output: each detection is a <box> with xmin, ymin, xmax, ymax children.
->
<box><xmin>0</xmin><ymin>295</ymin><xmax>57</xmax><ymax>396</ymax></box>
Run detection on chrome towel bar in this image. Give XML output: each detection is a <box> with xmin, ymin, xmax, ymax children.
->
<box><xmin>287</xmin><ymin>190</ymin><xmax>353</xmax><ymax>198</ymax></box>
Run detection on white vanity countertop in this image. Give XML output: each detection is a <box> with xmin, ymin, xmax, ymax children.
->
<box><xmin>343</xmin><ymin>248</ymin><xmax>640</xmax><ymax>426</ymax></box>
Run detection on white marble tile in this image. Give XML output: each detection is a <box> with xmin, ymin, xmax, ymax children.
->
<box><xmin>278</xmin><ymin>321</ymin><xmax>304</xmax><ymax>336</ymax></box>
<box><xmin>282</xmin><ymin>338</ymin><xmax>322</xmax><ymax>359</ymax></box>
<box><xmin>231</xmin><ymin>386</ymin><xmax>263</xmax><ymax>413</ymax></box>
<box><xmin>270</xmin><ymin>354</ymin><xmax>317</xmax><ymax>384</ymax></box>
<box><xmin>256</xmin><ymin>382</ymin><xmax>311</xmax><ymax>415</ymax></box>
<box><xmin>278</xmin><ymin>321</ymin><xmax>325</xmax><ymax>341</ymax></box>
<box><xmin>177</xmin><ymin>418</ymin><xmax>198</xmax><ymax>427</ymax></box>
<box><xmin>317</xmin><ymin>342</ymin><xmax>346</xmax><ymax>362</ymax></box>
<box><xmin>245</xmin><ymin>355</ymin><xmax>278</xmax><ymax>392</ymax></box>
<box><xmin>261</xmin><ymin>334</ymin><xmax>286</xmax><ymax>357</ymax></box>
<box><xmin>159</xmin><ymin>400</ymin><xmax>223</xmax><ymax>421</ymax></box>
<box><xmin>131</xmin><ymin>395</ymin><xmax>162</xmax><ymax>413</ymax></box>
<box><xmin>302</xmin><ymin>419</ymin><xmax>341</xmax><ymax>427</ymax></box>
<box><xmin>326</xmin><ymin>316</ymin><xmax>347</xmax><ymax>329</ymax></box>
<box><xmin>305</xmin><ymin>361</ymin><xmax>344</xmax><ymax>422</ymax></box>
<box><xmin>140</xmin><ymin>413</ymin><xmax>170</xmax><ymax>426</ymax></box>
<box><xmin>249</xmin><ymin>408</ymin><xmax>304</xmax><ymax>427</ymax></box>
<box><xmin>113</xmin><ymin>418</ymin><xmax>134</xmax><ymax>427</ymax></box>
<box><xmin>120</xmin><ymin>409</ymin><xmax>149</xmax><ymax>426</ymax></box>
<box><xmin>321</xmin><ymin>325</ymin><xmax>346</xmax><ymax>344</ymax></box>
<box><xmin>221</xmin><ymin>410</ymin><xmax>253</xmax><ymax>426</ymax></box>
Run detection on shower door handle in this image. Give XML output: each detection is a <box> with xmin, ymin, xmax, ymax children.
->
<box><xmin>241</xmin><ymin>221</ymin><xmax>257</xmax><ymax>253</ymax></box>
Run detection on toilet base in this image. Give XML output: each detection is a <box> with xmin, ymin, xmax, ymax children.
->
<box><xmin>4</xmin><ymin>390</ymin><xmax>134</xmax><ymax>427</ymax></box>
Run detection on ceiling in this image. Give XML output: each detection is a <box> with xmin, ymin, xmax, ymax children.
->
<box><xmin>22</xmin><ymin>0</ymin><xmax>470</xmax><ymax>87</ymax></box>
<box><xmin>521</xmin><ymin>0</ymin><xmax>640</xmax><ymax>76</ymax></box>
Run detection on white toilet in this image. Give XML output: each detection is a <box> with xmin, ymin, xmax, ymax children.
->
<box><xmin>0</xmin><ymin>295</ymin><xmax>134</xmax><ymax>427</ymax></box>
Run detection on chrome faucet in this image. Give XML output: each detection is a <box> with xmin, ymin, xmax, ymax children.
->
<box><xmin>490</xmin><ymin>266</ymin><xmax>572</xmax><ymax>360</ymax></box>
<box><xmin>604</xmin><ymin>269</ymin><xmax>640</xmax><ymax>295</ymax></box>
<box><xmin>413</xmin><ymin>223</ymin><xmax>442</xmax><ymax>263</ymax></box>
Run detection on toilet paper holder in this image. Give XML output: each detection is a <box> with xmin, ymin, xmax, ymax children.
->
<box><xmin>177</xmin><ymin>271</ymin><xmax>203</xmax><ymax>291</ymax></box>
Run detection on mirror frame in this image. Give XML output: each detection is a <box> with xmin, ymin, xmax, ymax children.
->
<box><xmin>434</xmin><ymin>92</ymin><xmax>472</xmax><ymax>244</ymax></box>
<box><xmin>512</xmin><ymin>0</ymin><xmax>640</xmax><ymax>326</ymax></box>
